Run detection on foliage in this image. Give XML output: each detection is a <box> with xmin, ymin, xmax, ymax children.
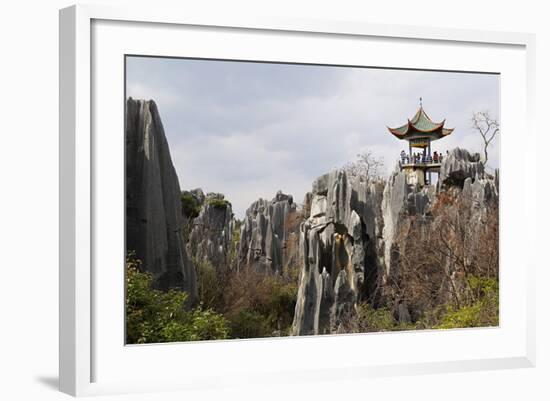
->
<box><xmin>436</xmin><ymin>277</ymin><xmax>498</xmax><ymax>329</ymax></box>
<box><xmin>160</xmin><ymin>306</ymin><xmax>230</xmax><ymax>342</ymax></box>
<box><xmin>192</xmin><ymin>247</ymin><xmax>299</xmax><ymax>339</ymax></box>
<box><xmin>228</xmin><ymin>220</ymin><xmax>242</xmax><ymax>267</ymax></box>
<box><xmin>355</xmin><ymin>303</ymin><xmax>398</xmax><ymax>332</ymax></box>
<box><xmin>257</xmin><ymin>277</ymin><xmax>298</xmax><ymax>332</ymax></box>
<box><xmin>349</xmin><ymin>303</ymin><xmax>416</xmax><ymax>332</ymax></box>
<box><xmin>388</xmin><ymin>187</ymin><xmax>499</xmax><ymax>323</ymax></box>
<box><xmin>222</xmin><ymin>268</ymin><xmax>299</xmax><ymax>338</ymax></box>
<box><xmin>180</xmin><ymin>192</ymin><xmax>201</xmax><ymax>219</ymax></box>
<box><xmin>195</xmin><ymin>258</ymin><xmax>227</xmax><ymax>311</ymax></box>
<box><xmin>207</xmin><ymin>197</ymin><xmax>231</xmax><ymax>209</ymax></box>
<box><xmin>126</xmin><ymin>253</ymin><xmax>229</xmax><ymax>344</ymax></box>
<box><xmin>229</xmin><ymin>309</ymin><xmax>270</xmax><ymax>339</ymax></box>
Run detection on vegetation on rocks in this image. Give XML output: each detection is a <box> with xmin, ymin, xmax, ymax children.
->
<box><xmin>126</xmin><ymin>253</ymin><xmax>229</xmax><ymax>344</ymax></box>
<box><xmin>194</xmin><ymin>255</ymin><xmax>299</xmax><ymax>338</ymax></box>
<box><xmin>207</xmin><ymin>197</ymin><xmax>231</xmax><ymax>209</ymax></box>
<box><xmin>181</xmin><ymin>192</ymin><xmax>201</xmax><ymax>219</ymax></box>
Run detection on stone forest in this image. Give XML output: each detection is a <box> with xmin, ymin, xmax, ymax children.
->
<box><xmin>125</xmin><ymin>97</ymin><xmax>499</xmax><ymax>344</ymax></box>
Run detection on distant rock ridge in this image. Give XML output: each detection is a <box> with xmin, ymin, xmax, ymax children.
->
<box><xmin>186</xmin><ymin>190</ymin><xmax>235</xmax><ymax>269</ymax></box>
<box><xmin>125</xmin><ymin>98</ymin><xmax>197</xmax><ymax>300</ymax></box>
<box><xmin>237</xmin><ymin>191</ymin><xmax>301</xmax><ymax>273</ymax></box>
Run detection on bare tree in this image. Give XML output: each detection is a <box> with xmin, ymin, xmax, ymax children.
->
<box><xmin>343</xmin><ymin>150</ymin><xmax>385</xmax><ymax>181</ymax></box>
<box><xmin>472</xmin><ymin>111</ymin><xmax>500</xmax><ymax>166</ymax></box>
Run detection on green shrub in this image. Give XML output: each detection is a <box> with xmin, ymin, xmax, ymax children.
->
<box><xmin>181</xmin><ymin>193</ymin><xmax>201</xmax><ymax>218</ymax></box>
<box><xmin>436</xmin><ymin>277</ymin><xmax>498</xmax><ymax>329</ymax></box>
<box><xmin>221</xmin><ymin>268</ymin><xmax>299</xmax><ymax>338</ymax></box>
<box><xmin>262</xmin><ymin>279</ymin><xmax>298</xmax><ymax>333</ymax></box>
<box><xmin>126</xmin><ymin>253</ymin><xmax>229</xmax><ymax>344</ymax></box>
<box><xmin>207</xmin><ymin>198</ymin><xmax>231</xmax><ymax>209</ymax></box>
<box><xmin>195</xmin><ymin>258</ymin><xmax>226</xmax><ymax>311</ymax></box>
<box><xmin>356</xmin><ymin>303</ymin><xmax>399</xmax><ymax>332</ymax></box>
<box><xmin>161</xmin><ymin>306</ymin><xmax>230</xmax><ymax>342</ymax></box>
<box><xmin>229</xmin><ymin>309</ymin><xmax>270</xmax><ymax>339</ymax></box>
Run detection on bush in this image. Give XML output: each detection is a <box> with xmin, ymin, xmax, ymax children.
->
<box><xmin>436</xmin><ymin>277</ymin><xmax>498</xmax><ymax>329</ymax></box>
<box><xmin>229</xmin><ymin>309</ymin><xmax>270</xmax><ymax>339</ymax></box>
<box><xmin>181</xmin><ymin>193</ymin><xmax>201</xmax><ymax>219</ymax></box>
<box><xmin>161</xmin><ymin>306</ymin><xmax>230</xmax><ymax>342</ymax></box>
<box><xmin>195</xmin><ymin>258</ymin><xmax>227</xmax><ymax>311</ymax></box>
<box><xmin>126</xmin><ymin>253</ymin><xmax>230</xmax><ymax>344</ymax></box>
<box><xmin>207</xmin><ymin>198</ymin><xmax>231</xmax><ymax>209</ymax></box>
<box><xmin>355</xmin><ymin>303</ymin><xmax>399</xmax><ymax>332</ymax></box>
<box><xmin>222</xmin><ymin>268</ymin><xmax>298</xmax><ymax>338</ymax></box>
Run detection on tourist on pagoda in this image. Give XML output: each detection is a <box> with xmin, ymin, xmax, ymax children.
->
<box><xmin>400</xmin><ymin>150</ymin><xmax>407</xmax><ymax>163</ymax></box>
<box><xmin>433</xmin><ymin>151</ymin><xmax>439</xmax><ymax>163</ymax></box>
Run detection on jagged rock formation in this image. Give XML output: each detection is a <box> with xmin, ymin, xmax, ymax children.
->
<box><xmin>292</xmin><ymin>171</ymin><xmax>386</xmax><ymax>335</ymax></box>
<box><xmin>237</xmin><ymin>191</ymin><xmax>301</xmax><ymax>273</ymax></box>
<box><xmin>125</xmin><ymin>98</ymin><xmax>197</xmax><ymax>300</ymax></box>
<box><xmin>439</xmin><ymin>148</ymin><xmax>485</xmax><ymax>187</ymax></box>
<box><xmin>186</xmin><ymin>191</ymin><xmax>235</xmax><ymax>269</ymax></box>
<box><xmin>124</xmin><ymin>98</ymin><xmax>498</xmax><ymax>336</ymax></box>
<box><xmin>292</xmin><ymin>148</ymin><xmax>499</xmax><ymax>335</ymax></box>
<box><xmin>381</xmin><ymin>166</ymin><xmax>435</xmax><ymax>279</ymax></box>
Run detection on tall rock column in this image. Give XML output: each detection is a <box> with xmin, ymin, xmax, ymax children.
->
<box><xmin>292</xmin><ymin>171</ymin><xmax>385</xmax><ymax>335</ymax></box>
<box><xmin>125</xmin><ymin>98</ymin><xmax>197</xmax><ymax>301</ymax></box>
<box><xmin>237</xmin><ymin>191</ymin><xmax>300</xmax><ymax>274</ymax></box>
<box><xmin>187</xmin><ymin>192</ymin><xmax>235</xmax><ymax>269</ymax></box>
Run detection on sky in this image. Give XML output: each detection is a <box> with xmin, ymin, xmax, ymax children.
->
<box><xmin>126</xmin><ymin>56</ymin><xmax>500</xmax><ymax>219</ymax></box>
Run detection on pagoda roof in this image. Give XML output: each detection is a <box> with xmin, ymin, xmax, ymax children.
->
<box><xmin>387</xmin><ymin>107</ymin><xmax>454</xmax><ymax>140</ymax></box>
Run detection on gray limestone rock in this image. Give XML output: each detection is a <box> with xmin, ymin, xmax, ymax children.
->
<box><xmin>125</xmin><ymin>98</ymin><xmax>197</xmax><ymax>300</ymax></box>
<box><xmin>237</xmin><ymin>191</ymin><xmax>299</xmax><ymax>273</ymax></box>
<box><xmin>293</xmin><ymin>147</ymin><xmax>495</xmax><ymax>336</ymax></box>
<box><xmin>187</xmin><ymin>192</ymin><xmax>234</xmax><ymax>270</ymax></box>
<box><xmin>292</xmin><ymin>170</ymin><xmax>385</xmax><ymax>336</ymax></box>
<box><xmin>440</xmin><ymin>148</ymin><xmax>485</xmax><ymax>187</ymax></box>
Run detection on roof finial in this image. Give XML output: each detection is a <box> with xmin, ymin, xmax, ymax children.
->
<box><xmin>419</xmin><ymin>97</ymin><xmax>423</xmax><ymax>108</ymax></box>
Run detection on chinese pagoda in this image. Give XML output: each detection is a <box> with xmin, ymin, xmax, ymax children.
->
<box><xmin>387</xmin><ymin>101</ymin><xmax>454</xmax><ymax>186</ymax></box>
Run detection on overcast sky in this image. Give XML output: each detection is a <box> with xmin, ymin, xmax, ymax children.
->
<box><xmin>126</xmin><ymin>56</ymin><xmax>500</xmax><ymax>219</ymax></box>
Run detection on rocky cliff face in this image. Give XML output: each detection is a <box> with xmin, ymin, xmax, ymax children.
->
<box><xmin>237</xmin><ymin>191</ymin><xmax>301</xmax><ymax>274</ymax></box>
<box><xmin>125</xmin><ymin>98</ymin><xmax>197</xmax><ymax>300</ymax></box>
<box><xmin>292</xmin><ymin>171</ymin><xmax>386</xmax><ymax>335</ymax></box>
<box><xmin>292</xmin><ymin>148</ymin><xmax>499</xmax><ymax>335</ymax></box>
<box><xmin>187</xmin><ymin>191</ymin><xmax>235</xmax><ymax>269</ymax></box>
<box><xmin>439</xmin><ymin>148</ymin><xmax>486</xmax><ymax>187</ymax></box>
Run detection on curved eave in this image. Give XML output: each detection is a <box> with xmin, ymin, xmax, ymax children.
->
<box><xmin>387</xmin><ymin>125</ymin><xmax>407</xmax><ymax>137</ymax></box>
<box><xmin>388</xmin><ymin>124</ymin><xmax>449</xmax><ymax>138</ymax></box>
<box><xmin>442</xmin><ymin>128</ymin><xmax>454</xmax><ymax>136</ymax></box>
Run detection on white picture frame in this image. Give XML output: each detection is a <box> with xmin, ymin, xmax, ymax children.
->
<box><xmin>59</xmin><ymin>4</ymin><xmax>536</xmax><ymax>397</ymax></box>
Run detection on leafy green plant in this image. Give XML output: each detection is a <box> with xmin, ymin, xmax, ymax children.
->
<box><xmin>229</xmin><ymin>309</ymin><xmax>270</xmax><ymax>339</ymax></box>
<box><xmin>355</xmin><ymin>303</ymin><xmax>399</xmax><ymax>332</ymax></box>
<box><xmin>207</xmin><ymin>197</ymin><xmax>231</xmax><ymax>209</ymax></box>
<box><xmin>180</xmin><ymin>193</ymin><xmax>201</xmax><ymax>219</ymax></box>
<box><xmin>126</xmin><ymin>252</ymin><xmax>229</xmax><ymax>344</ymax></box>
<box><xmin>222</xmin><ymin>268</ymin><xmax>298</xmax><ymax>338</ymax></box>
<box><xmin>160</xmin><ymin>306</ymin><xmax>230</xmax><ymax>342</ymax></box>
<box><xmin>436</xmin><ymin>277</ymin><xmax>498</xmax><ymax>329</ymax></box>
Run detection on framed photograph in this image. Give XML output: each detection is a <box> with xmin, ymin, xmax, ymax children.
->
<box><xmin>59</xmin><ymin>4</ymin><xmax>536</xmax><ymax>396</ymax></box>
